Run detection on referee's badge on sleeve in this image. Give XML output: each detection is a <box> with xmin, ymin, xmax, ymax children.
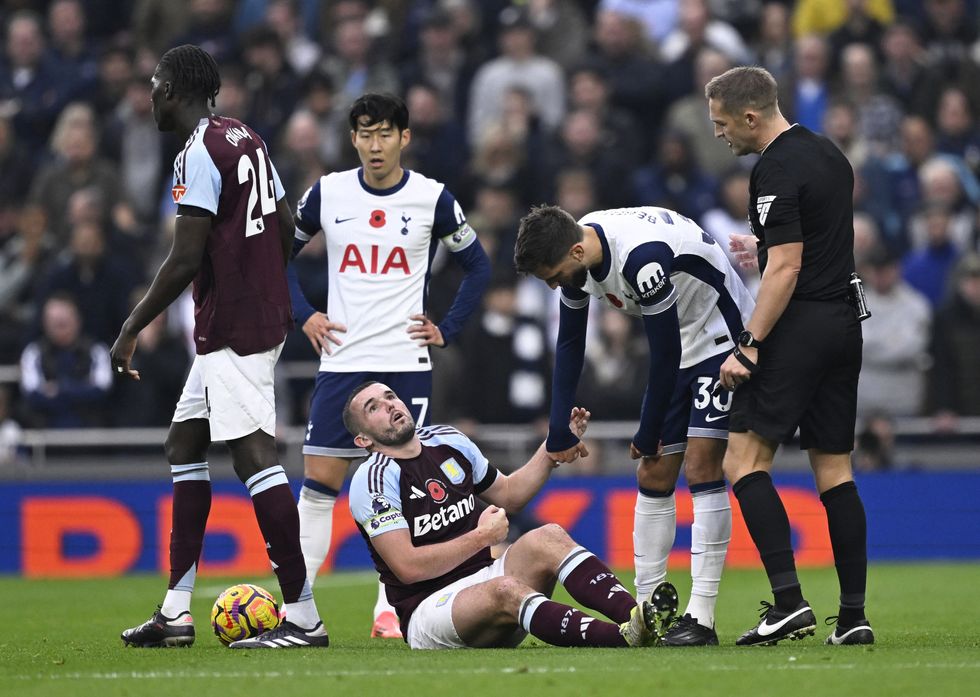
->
<box><xmin>756</xmin><ymin>195</ymin><xmax>777</xmax><ymax>225</ymax></box>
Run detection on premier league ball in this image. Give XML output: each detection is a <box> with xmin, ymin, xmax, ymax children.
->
<box><xmin>210</xmin><ymin>583</ymin><xmax>282</xmax><ymax>645</ymax></box>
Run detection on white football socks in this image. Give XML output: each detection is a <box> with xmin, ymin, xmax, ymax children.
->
<box><xmin>297</xmin><ymin>484</ymin><xmax>337</xmax><ymax>587</ymax></box>
<box><xmin>374</xmin><ymin>580</ymin><xmax>397</xmax><ymax>619</ymax></box>
<box><xmin>686</xmin><ymin>486</ymin><xmax>731</xmax><ymax>628</ymax></box>
<box><xmin>633</xmin><ymin>490</ymin><xmax>677</xmax><ymax>601</ymax></box>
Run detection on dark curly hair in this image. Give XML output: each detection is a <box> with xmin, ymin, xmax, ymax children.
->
<box><xmin>158</xmin><ymin>44</ymin><xmax>221</xmax><ymax>107</ymax></box>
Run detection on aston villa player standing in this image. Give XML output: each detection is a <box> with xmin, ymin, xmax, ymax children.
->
<box><xmin>286</xmin><ymin>93</ymin><xmax>490</xmax><ymax>638</ymax></box>
<box><xmin>706</xmin><ymin>66</ymin><xmax>872</xmax><ymax>646</ymax></box>
<box><xmin>112</xmin><ymin>45</ymin><xmax>327</xmax><ymax>650</ymax></box>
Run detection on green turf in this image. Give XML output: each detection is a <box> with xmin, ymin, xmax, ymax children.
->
<box><xmin>3</xmin><ymin>564</ymin><xmax>978</xmax><ymax>697</ymax></box>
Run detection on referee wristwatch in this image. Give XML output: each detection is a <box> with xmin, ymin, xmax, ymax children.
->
<box><xmin>737</xmin><ymin>330</ymin><xmax>762</xmax><ymax>349</ymax></box>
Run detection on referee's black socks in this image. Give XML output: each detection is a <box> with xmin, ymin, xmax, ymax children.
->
<box><xmin>732</xmin><ymin>471</ymin><xmax>805</xmax><ymax>611</ymax></box>
<box><xmin>821</xmin><ymin>480</ymin><xmax>868</xmax><ymax>625</ymax></box>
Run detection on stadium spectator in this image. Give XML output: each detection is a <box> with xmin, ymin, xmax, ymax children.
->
<box><xmin>567</xmin><ymin>63</ymin><xmax>640</xmax><ymax>166</ymax></box>
<box><xmin>401</xmin><ymin>82</ymin><xmax>468</xmax><ymax>196</ymax></box>
<box><xmin>47</xmin><ymin>0</ymin><xmax>99</xmax><ymax>93</ymax></box>
<box><xmin>239</xmin><ymin>25</ymin><xmax>302</xmax><ymax>144</ymax></box>
<box><xmin>524</xmin><ymin>0</ymin><xmax>590</xmax><ymax>70</ymax></box>
<box><xmin>101</xmin><ymin>74</ymin><xmax>167</xmax><ymax>228</ymax></box>
<box><xmin>857</xmin><ymin>246</ymin><xmax>933</xmax><ymax>417</ymax></box>
<box><xmin>928</xmin><ymin>252</ymin><xmax>980</xmax><ymax>424</ymax></box>
<box><xmin>458</xmin><ymin>273</ymin><xmax>550</xmax><ymax>426</ymax></box>
<box><xmin>320</xmin><ymin>15</ymin><xmax>400</xmax><ymax>115</ymax></box>
<box><xmin>853</xmin><ymin>211</ymin><xmax>884</xmax><ymax>266</ymax></box>
<box><xmin>294</xmin><ymin>69</ymin><xmax>347</xmax><ymax>170</ymax></box>
<box><xmin>554</xmin><ymin>168</ymin><xmax>597</xmax><ymax>222</ymax></box>
<box><xmin>909</xmin><ymin>156</ymin><xmax>978</xmax><ymax>251</ymax></box>
<box><xmin>854</xmin><ymin>412</ymin><xmax>896</xmax><ymax>471</ymax></box>
<box><xmin>545</xmin><ymin>109</ymin><xmax>630</xmax><ymax>210</ymax></box>
<box><xmin>586</xmin><ymin>9</ymin><xmax>665</xmax><ymax>139</ymax></box>
<box><xmin>19</xmin><ymin>292</ymin><xmax>112</xmax><ymax>428</ymax></box>
<box><xmin>28</xmin><ymin>102</ymin><xmax>122</xmax><ymax>245</ymax></box>
<box><xmin>780</xmin><ymin>34</ymin><xmax>832</xmax><ymax>133</ymax></box>
<box><xmin>275</xmin><ymin>110</ymin><xmax>325</xmax><ymax>199</ymax></box>
<box><xmin>659</xmin><ymin>0</ymin><xmax>751</xmax><ymax>67</ymax></box>
<box><xmin>0</xmin><ymin>115</ymin><xmax>34</xmax><ymax>216</ymax></box>
<box><xmin>212</xmin><ymin>63</ymin><xmax>249</xmax><ymax>122</ymax></box>
<box><xmin>398</xmin><ymin>7</ymin><xmax>478</xmax><ymax>125</ymax></box>
<box><xmin>265</xmin><ymin>0</ymin><xmax>322</xmax><ymax>77</ymax></box>
<box><xmin>826</xmin><ymin>0</ymin><xmax>888</xmax><ymax>75</ymax></box>
<box><xmin>934</xmin><ymin>86</ymin><xmax>980</xmax><ymax>175</ymax></box>
<box><xmin>902</xmin><ymin>203</ymin><xmax>962</xmax><ymax>307</ymax></box>
<box><xmin>598</xmin><ymin>0</ymin><xmax>679</xmax><ymax>44</ymax></box>
<box><xmin>860</xmin><ymin>115</ymin><xmax>936</xmax><ymax>251</ymax></box>
<box><xmin>0</xmin><ymin>11</ymin><xmax>77</xmax><ymax>153</ymax></box>
<box><xmin>466</xmin><ymin>123</ymin><xmax>533</xmax><ymax>206</ymax></box>
<box><xmin>792</xmin><ymin>0</ymin><xmax>894</xmax><ymax>37</ymax></box>
<box><xmin>0</xmin><ymin>205</ymin><xmax>52</xmax><ymax>363</ymax></box>
<box><xmin>664</xmin><ymin>47</ymin><xmax>737</xmax><ymax>178</ymax></box>
<box><xmin>632</xmin><ymin>130</ymin><xmax>718</xmax><ymax>220</ymax></box>
<box><xmin>467</xmin><ymin>6</ymin><xmax>565</xmax><ymax>146</ymax></box>
<box><xmin>131</xmin><ymin>0</ymin><xmax>190</xmax><ymax>54</ymax></box>
<box><xmin>823</xmin><ymin>99</ymin><xmax>870</xmax><ymax>169</ymax></box>
<box><xmin>879</xmin><ymin>21</ymin><xmax>939</xmax><ymax>117</ymax></box>
<box><xmin>345</xmin><ymin>381</ymin><xmax>676</xmax><ymax>649</ymax></box>
<box><xmin>35</xmin><ymin>220</ymin><xmax>137</xmax><ymax>346</ymax></box>
<box><xmin>752</xmin><ymin>2</ymin><xmax>794</xmax><ymax>83</ymax></box>
<box><xmin>835</xmin><ymin>42</ymin><xmax>904</xmax><ymax>158</ymax></box>
<box><xmin>169</xmin><ymin>0</ymin><xmax>238</xmax><ymax>65</ymax></box>
<box><xmin>578</xmin><ymin>308</ymin><xmax>648</xmax><ymax>422</ymax></box>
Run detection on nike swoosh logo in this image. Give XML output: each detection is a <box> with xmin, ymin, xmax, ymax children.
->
<box><xmin>335</xmin><ymin>216</ymin><xmax>356</xmax><ymax>224</ymax></box>
<box><xmin>704</xmin><ymin>413</ymin><xmax>727</xmax><ymax>423</ymax></box>
<box><xmin>757</xmin><ymin>606</ymin><xmax>812</xmax><ymax>637</ymax></box>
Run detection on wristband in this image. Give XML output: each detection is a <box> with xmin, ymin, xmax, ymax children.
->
<box><xmin>733</xmin><ymin>346</ymin><xmax>758</xmax><ymax>374</ymax></box>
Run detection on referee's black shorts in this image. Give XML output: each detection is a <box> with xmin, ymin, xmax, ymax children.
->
<box><xmin>729</xmin><ymin>298</ymin><xmax>862</xmax><ymax>452</ymax></box>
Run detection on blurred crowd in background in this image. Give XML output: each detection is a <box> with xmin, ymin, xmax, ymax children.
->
<box><xmin>2</xmin><ymin>0</ymin><xmax>980</xmax><ymax>470</ymax></box>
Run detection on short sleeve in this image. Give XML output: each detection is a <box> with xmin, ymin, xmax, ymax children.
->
<box><xmin>623</xmin><ymin>241</ymin><xmax>677</xmax><ymax>315</ymax></box>
<box><xmin>349</xmin><ymin>457</ymin><xmax>408</xmax><ymax>538</ymax></box>
<box><xmin>295</xmin><ymin>179</ymin><xmax>322</xmax><ymax>238</ymax></box>
<box><xmin>433</xmin><ymin>188</ymin><xmax>476</xmax><ymax>252</ymax></box>
<box><xmin>175</xmin><ymin>142</ymin><xmax>221</xmax><ymax>214</ymax></box>
<box><xmin>418</xmin><ymin>427</ymin><xmax>495</xmax><ymax>487</ymax></box>
<box><xmin>267</xmin><ymin>149</ymin><xmax>286</xmax><ymax>201</ymax></box>
<box><xmin>753</xmin><ymin>159</ymin><xmax>802</xmax><ymax>247</ymax></box>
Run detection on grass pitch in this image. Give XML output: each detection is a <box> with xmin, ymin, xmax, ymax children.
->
<box><xmin>3</xmin><ymin>564</ymin><xmax>978</xmax><ymax>697</ymax></box>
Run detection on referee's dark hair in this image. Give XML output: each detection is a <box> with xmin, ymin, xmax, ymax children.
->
<box><xmin>342</xmin><ymin>381</ymin><xmax>381</xmax><ymax>436</ymax></box>
<box><xmin>704</xmin><ymin>66</ymin><xmax>778</xmax><ymax>116</ymax></box>
<box><xmin>514</xmin><ymin>205</ymin><xmax>583</xmax><ymax>275</ymax></box>
<box><xmin>348</xmin><ymin>93</ymin><xmax>410</xmax><ymax>132</ymax></box>
<box><xmin>158</xmin><ymin>44</ymin><xmax>221</xmax><ymax>107</ymax></box>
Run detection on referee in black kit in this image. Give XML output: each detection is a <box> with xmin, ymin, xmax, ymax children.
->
<box><xmin>705</xmin><ymin>67</ymin><xmax>873</xmax><ymax>646</ymax></box>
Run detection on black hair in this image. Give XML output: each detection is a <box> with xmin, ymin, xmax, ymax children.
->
<box><xmin>348</xmin><ymin>93</ymin><xmax>410</xmax><ymax>132</ymax></box>
<box><xmin>513</xmin><ymin>204</ymin><xmax>582</xmax><ymax>274</ymax></box>
<box><xmin>342</xmin><ymin>381</ymin><xmax>380</xmax><ymax>436</ymax></box>
<box><xmin>158</xmin><ymin>44</ymin><xmax>221</xmax><ymax>108</ymax></box>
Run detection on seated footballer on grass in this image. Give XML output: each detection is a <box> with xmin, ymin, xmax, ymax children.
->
<box><xmin>345</xmin><ymin>381</ymin><xmax>678</xmax><ymax>649</ymax></box>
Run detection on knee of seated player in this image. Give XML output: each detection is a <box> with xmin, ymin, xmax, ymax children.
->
<box><xmin>636</xmin><ymin>452</ymin><xmax>683</xmax><ymax>491</ymax></box>
<box><xmin>682</xmin><ymin>438</ymin><xmax>726</xmax><ymax>485</ymax></box>
<box><xmin>303</xmin><ymin>454</ymin><xmax>349</xmax><ymax>491</ymax></box>
<box><xmin>523</xmin><ymin>523</ymin><xmax>574</xmax><ymax>563</ymax></box>
<box><xmin>482</xmin><ymin>576</ymin><xmax>536</xmax><ymax>622</ymax></box>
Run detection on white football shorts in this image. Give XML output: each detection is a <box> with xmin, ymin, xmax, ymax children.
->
<box><xmin>172</xmin><ymin>341</ymin><xmax>284</xmax><ymax>442</ymax></box>
<box><xmin>407</xmin><ymin>552</ymin><xmax>526</xmax><ymax>650</ymax></box>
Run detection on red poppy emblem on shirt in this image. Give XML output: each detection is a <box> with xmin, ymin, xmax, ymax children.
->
<box><xmin>369</xmin><ymin>209</ymin><xmax>386</xmax><ymax>228</ymax></box>
<box><xmin>426</xmin><ymin>478</ymin><xmax>448</xmax><ymax>503</ymax></box>
<box><xmin>171</xmin><ymin>184</ymin><xmax>186</xmax><ymax>203</ymax></box>
<box><xmin>605</xmin><ymin>293</ymin><xmax>623</xmax><ymax>308</ymax></box>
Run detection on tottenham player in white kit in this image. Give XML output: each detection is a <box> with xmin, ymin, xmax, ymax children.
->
<box><xmin>287</xmin><ymin>94</ymin><xmax>490</xmax><ymax>638</ymax></box>
<box><xmin>515</xmin><ymin>205</ymin><xmax>756</xmax><ymax>645</ymax></box>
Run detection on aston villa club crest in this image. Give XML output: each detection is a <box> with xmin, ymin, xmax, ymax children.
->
<box><xmin>440</xmin><ymin>458</ymin><xmax>465</xmax><ymax>485</ymax></box>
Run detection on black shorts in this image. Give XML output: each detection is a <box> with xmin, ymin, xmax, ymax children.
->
<box><xmin>729</xmin><ymin>298</ymin><xmax>862</xmax><ymax>452</ymax></box>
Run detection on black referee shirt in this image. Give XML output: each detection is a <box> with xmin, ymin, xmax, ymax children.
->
<box><xmin>748</xmin><ymin>124</ymin><xmax>855</xmax><ymax>301</ymax></box>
